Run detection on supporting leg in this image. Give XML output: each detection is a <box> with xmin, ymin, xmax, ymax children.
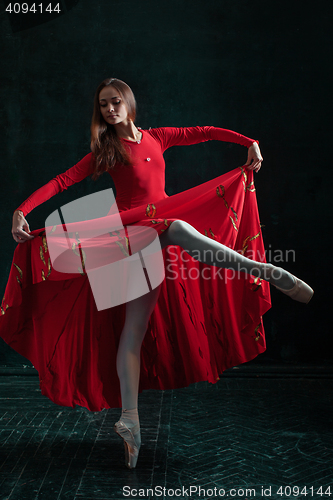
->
<box><xmin>114</xmin><ymin>282</ymin><xmax>162</xmax><ymax>468</ymax></box>
<box><xmin>116</xmin><ymin>283</ymin><xmax>162</xmax><ymax>410</ymax></box>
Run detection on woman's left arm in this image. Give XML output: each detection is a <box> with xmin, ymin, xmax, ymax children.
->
<box><xmin>245</xmin><ymin>141</ymin><xmax>263</xmax><ymax>173</ymax></box>
<box><xmin>148</xmin><ymin>126</ymin><xmax>263</xmax><ymax>172</ymax></box>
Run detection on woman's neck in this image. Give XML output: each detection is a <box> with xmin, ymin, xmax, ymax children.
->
<box><xmin>114</xmin><ymin>120</ymin><xmax>141</xmax><ymax>142</ymax></box>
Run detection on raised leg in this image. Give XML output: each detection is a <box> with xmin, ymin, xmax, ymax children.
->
<box><xmin>159</xmin><ymin>220</ymin><xmax>295</xmax><ymax>289</ymax></box>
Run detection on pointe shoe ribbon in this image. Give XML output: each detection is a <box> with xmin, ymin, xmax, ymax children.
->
<box><xmin>273</xmin><ymin>274</ymin><xmax>314</xmax><ymax>304</ymax></box>
<box><xmin>114</xmin><ymin>420</ymin><xmax>141</xmax><ymax>469</ymax></box>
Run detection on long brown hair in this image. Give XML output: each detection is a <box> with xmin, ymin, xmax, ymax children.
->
<box><xmin>90</xmin><ymin>78</ymin><xmax>137</xmax><ymax>180</ymax></box>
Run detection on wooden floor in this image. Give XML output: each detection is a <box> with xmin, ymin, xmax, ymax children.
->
<box><xmin>0</xmin><ymin>370</ymin><xmax>332</xmax><ymax>500</ymax></box>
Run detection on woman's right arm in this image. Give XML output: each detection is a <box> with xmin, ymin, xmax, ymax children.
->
<box><xmin>12</xmin><ymin>210</ymin><xmax>34</xmax><ymax>243</ymax></box>
<box><xmin>12</xmin><ymin>153</ymin><xmax>94</xmax><ymax>243</ymax></box>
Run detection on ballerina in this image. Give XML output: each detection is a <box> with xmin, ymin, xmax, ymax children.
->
<box><xmin>10</xmin><ymin>78</ymin><xmax>313</xmax><ymax>469</ymax></box>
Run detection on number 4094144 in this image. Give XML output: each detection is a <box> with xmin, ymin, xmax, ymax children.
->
<box><xmin>6</xmin><ymin>3</ymin><xmax>61</xmax><ymax>14</ymax></box>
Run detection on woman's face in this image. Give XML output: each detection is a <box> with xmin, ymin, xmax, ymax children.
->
<box><xmin>99</xmin><ymin>86</ymin><xmax>129</xmax><ymax>126</ymax></box>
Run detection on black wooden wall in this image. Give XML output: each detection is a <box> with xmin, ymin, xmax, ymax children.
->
<box><xmin>0</xmin><ymin>0</ymin><xmax>331</xmax><ymax>367</ymax></box>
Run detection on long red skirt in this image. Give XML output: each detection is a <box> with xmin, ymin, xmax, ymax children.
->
<box><xmin>0</xmin><ymin>166</ymin><xmax>271</xmax><ymax>411</ymax></box>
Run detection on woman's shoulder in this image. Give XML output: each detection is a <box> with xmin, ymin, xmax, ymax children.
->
<box><xmin>141</xmin><ymin>126</ymin><xmax>176</xmax><ymax>142</ymax></box>
<box><xmin>140</xmin><ymin>126</ymin><xmax>202</xmax><ymax>151</ymax></box>
<box><xmin>140</xmin><ymin>127</ymin><xmax>173</xmax><ymax>151</ymax></box>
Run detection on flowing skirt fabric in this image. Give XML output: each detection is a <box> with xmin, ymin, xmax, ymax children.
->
<box><xmin>0</xmin><ymin>166</ymin><xmax>271</xmax><ymax>411</ymax></box>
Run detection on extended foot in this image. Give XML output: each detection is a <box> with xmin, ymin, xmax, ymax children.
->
<box><xmin>264</xmin><ymin>264</ymin><xmax>296</xmax><ymax>291</ymax></box>
<box><xmin>260</xmin><ymin>264</ymin><xmax>314</xmax><ymax>304</ymax></box>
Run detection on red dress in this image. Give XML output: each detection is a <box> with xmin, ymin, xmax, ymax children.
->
<box><xmin>0</xmin><ymin>126</ymin><xmax>271</xmax><ymax>411</ymax></box>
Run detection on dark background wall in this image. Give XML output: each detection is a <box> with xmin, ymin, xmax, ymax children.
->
<box><xmin>0</xmin><ymin>0</ymin><xmax>331</xmax><ymax>368</ymax></box>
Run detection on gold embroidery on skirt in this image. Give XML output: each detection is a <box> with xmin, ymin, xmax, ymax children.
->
<box><xmin>239</xmin><ymin>166</ymin><xmax>248</xmax><ymax>182</ymax></box>
<box><xmin>241</xmin><ymin>231</ymin><xmax>261</xmax><ymax>255</ymax></box>
<box><xmin>109</xmin><ymin>230</ymin><xmax>120</xmax><ymax>237</ymax></box>
<box><xmin>250</xmin><ymin>232</ymin><xmax>260</xmax><ymax>242</ymax></box>
<box><xmin>160</xmin><ymin>219</ymin><xmax>171</xmax><ymax>233</ymax></box>
<box><xmin>204</xmin><ymin>228</ymin><xmax>216</xmax><ymax>240</ymax></box>
<box><xmin>73</xmin><ymin>232</ymin><xmax>87</xmax><ymax>276</ymax></box>
<box><xmin>1</xmin><ymin>304</ymin><xmax>9</xmax><ymax>315</ymax></box>
<box><xmin>47</xmin><ymin>257</ymin><xmax>51</xmax><ymax>278</ymax></box>
<box><xmin>39</xmin><ymin>246</ymin><xmax>46</xmax><ymax>266</ymax></box>
<box><xmin>251</xmin><ymin>277</ymin><xmax>262</xmax><ymax>292</ymax></box>
<box><xmin>14</xmin><ymin>263</ymin><xmax>23</xmax><ymax>279</ymax></box>
<box><xmin>241</xmin><ymin>236</ymin><xmax>250</xmax><ymax>255</ymax></box>
<box><xmin>75</xmin><ymin>231</ymin><xmax>87</xmax><ymax>276</ymax></box>
<box><xmin>247</xmin><ymin>180</ymin><xmax>256</xmax><ymax>192</ymax></box>
<box><xmin>109</xmin><ymin>229</ymin><xmax>130</xmax><ymax>256</ymax></box>
<box><xmin>115</xmin><ymin>241</ymin><xmax>130</xmax><ymax>258</ymax></box>
<box><xmin>1</xmin><ymin>295</ymin><xmax>9</xmax><ymax>315</ymax></box>
<box><xmin>230</xmin><ymin>207</ymin><xmax>238</xmax><ymax>222</ymax></box>
<box><xmin>254</xmin><ymin>320</ymin><xmax>261</xmax><ymax>341</ymax></box>
<box><xmin>13</xmin><ymin>263</ymin><xmax>23</xmax><ymax>287</ymax></box>
<box><xmin>42</xmin><ymin>235</ymin><xmax>48</xmax><ymax>252</ymax></box>
<box><xmin>145</xmin><ymin>203</ymin><xmax>157</xmax><ymax>218</ymax></box>
<box><xmin>41</xmin><ymin>259</ymin><xmax>52</xmax><ymax>280</ymax></box>
<box><xmin>72</xmin><ymin>242</ymin><xmax>85</xmax><ymax>259</ymax></box>
<box><xmin>229</xmin><ymin>216</ymin><xmax>238</xmax><ymax>232</ymax></box>
<box><xmin>71</xmin><ymin>242</ymin><xmax>86</xmax><ymax>273</ymax></box>
<box><xmin>216</xmin><ymin>184</ymin><xmax>238</xmax><ymax>231</ymax></box>
<box><xmin>239</xmin><ymin>166</ymin><xmax>247</xmax><ymax>193</ymax></box>
<box><xmin>74</xmin><ymin>232</ymin><xmax>81</xmax><ymax>245</ymax></box>
<box><xmin>39</xmin><ymin>232</ymin><xmax>52</xmax><ymax>279</ymax></box>
<box><xmin>216</xmin><ymin>185</ymin><xmax>229</xmax><ymax>208</ymax></box>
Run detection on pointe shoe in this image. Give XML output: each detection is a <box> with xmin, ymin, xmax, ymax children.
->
<box><xmin>114</xmin><ymin>419</ymin><xmax>141</xmax><ymax>469</ymax></box>
<box><xmin>267</xmin><ymin>266</ymin><xmax>314</xmax><ymax>304</ymax></box>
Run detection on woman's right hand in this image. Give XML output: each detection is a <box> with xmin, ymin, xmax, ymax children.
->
<box><xmin>12</xmin><ymin>211</ymin><xmax>34</xmax><ymax>243</ymax></box>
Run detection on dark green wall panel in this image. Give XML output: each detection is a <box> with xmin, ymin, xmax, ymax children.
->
<box><xmin>0</xmin><ymin>0</ymin><xmax>331</xmax><ymax>367</ymax></box>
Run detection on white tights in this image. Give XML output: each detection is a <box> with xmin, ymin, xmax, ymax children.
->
<box><xmin>116</xmin><ymin>220</ymin><xmax>294</xmax><ymax>416</ymax></box>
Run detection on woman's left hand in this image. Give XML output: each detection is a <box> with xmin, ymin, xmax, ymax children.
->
<box><xmin>245</xmin><ymin>142</ymin><xmax>263</xmax><ymax>173</ymax></box>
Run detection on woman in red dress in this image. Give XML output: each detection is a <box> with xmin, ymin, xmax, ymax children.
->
<box><xmin>7</xmin><ymin>78</ymin><xmax>313</xmax><ymax>469</ymax></box>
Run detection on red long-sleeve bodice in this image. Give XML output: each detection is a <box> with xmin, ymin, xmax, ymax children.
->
<box><xmin>15</xmin><ymin>126</ymin><xmax>256</xmax><ymax>216</ymax></box>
